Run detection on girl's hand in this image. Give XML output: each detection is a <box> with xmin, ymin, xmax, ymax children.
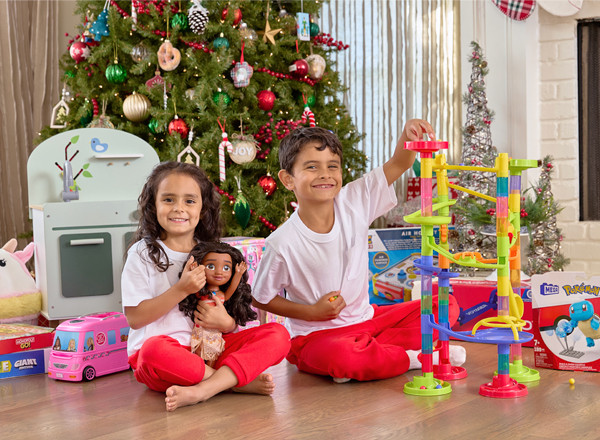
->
<box><xmin>177</xmin><ymin>256</ymin><xmax>206</xmax><ymax>299</ymax></box>
<box><xmin>310</xmin><ymin>291</ymin><xmax>345</xmax><ymax>321</ymax></box>
<box><xmin>194</xmin><ymin>294</ymin><xmax>236</xmax><ymax>332</ymax></box>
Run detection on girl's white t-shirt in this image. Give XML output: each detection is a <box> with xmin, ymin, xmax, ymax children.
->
<box><xmin>252</xmin><ymin>166</ymin><xmax>397</xmax><ymax>338</ymax></box>
<box><xmin>121</xmin><ymin>239</ymin><xmax>193</xmax><ymax>356</ymax></box>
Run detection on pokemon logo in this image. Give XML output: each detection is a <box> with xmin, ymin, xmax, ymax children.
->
<box><xmin>562</xmin><ymin>283</ymin><xmax>600</xmax><ymax>297</ymax></box>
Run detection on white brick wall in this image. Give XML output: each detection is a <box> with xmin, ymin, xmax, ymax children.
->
<box><xmin>539</xmin><ymin>3</ymin><xmax>600</xmax><ymax>274</ymax></box>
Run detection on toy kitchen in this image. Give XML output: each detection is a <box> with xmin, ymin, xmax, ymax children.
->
<box><xmin>27</xmin><ymin>128</ymin><xmax>159</xmax><ymax>321</ymax></box>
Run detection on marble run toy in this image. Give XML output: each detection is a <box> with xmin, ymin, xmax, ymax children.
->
<box><xmin>403</xmin><ymin>140</ymin><xmax>539</xmax><ymax>398</ymax></box>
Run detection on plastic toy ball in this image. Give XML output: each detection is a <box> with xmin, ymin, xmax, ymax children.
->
<box><xmin>420</xmin><ymin>386</ymin><xmax>426</xmax><ymax>390</ymax></box>
<box><xmin>569</xmin><ymin>378</ymin><xmax>575</xmax><ymax>385</ymax></box>
<box><xmin>436</xmin><ymin>385</ymin><xmax>442</xmax><ymax>389</ymax></box>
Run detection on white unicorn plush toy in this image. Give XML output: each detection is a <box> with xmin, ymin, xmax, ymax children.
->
<box><xmin>0</xmin><ymin>239</ymin><xmax>42</xmax><ymax>323</ymax></box>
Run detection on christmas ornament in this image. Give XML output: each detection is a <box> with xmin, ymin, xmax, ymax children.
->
<box><xmin>146</xmin><ymin>69</ymin><xmax>166</xmax><ymax>90</ymax></box>
<box><xmin>158</xmin><ymin>40</ymin><xmax>181</xmax><ymax>71</ymax></box>
<box><xmin>239</xmin><ymin>22</ymin><xmax>259</xmax><ymax>45</ymax></box>
<box><xmin>229</xmin><ymin>137</ymin><xmax>257</xmax><ymax>164</ymax></box>
<box><xmin>171</xmin><ymin>12</ymin><xmax>189</xmax><ymax>30</ymax></box>
<box><xmin>131</xmin><ymin>42</ymin><xmax>150</xmax><ymax>63</ymax></box>
<box><xmin>69</xmin><ymin>41</ymin><xmax>90</xmax><ymax>63</ymax></box>
<box><xmin>222</xmin><ymin>8</ymin><xmax>242</xmax><ymax>26</ymax></box>
<box><xmin>296</xmin><ymin>12</ymin><xmax>311</xmax><ymax>41</ymax></box>
<box><xmin>492</xmin><ymin>0</ymin><xmax>535</xmax><ymax>21</ymax></box>
<box><xmin>90</xmin><ymin>8</ymin><xmax>109</xmax><ymax>41</ymax></box>
<box><xmin>188</xmin><ymin>0</ymin><xmax>209</xmax><ymax>34</ymax></box>
<box><xmin>310</xmin><ymin>22</ymin><xmax>320</xmax><ymax>38</ymax></box>
<box><xmin>217</xmin><ymin>118</ymin><xmax>233</xmax><ymax>182</ymax></box>
<box><xmin>123</xmin><ymin>92</ymin><xmax>151</xmax><ymax>122</ymax></box>
<box><xmin>231</xmin><ymin>42</ymin><xmax>253</xmax><ymax>88</ymax></box>
<box><xmin>80</xmin><ymin>109</ymin><xmax>93</xmax><ymax>127</ymax></box>
<box><xmin>213</xmin><ymin>33</ymin><xmax>230</xmax><ymax>50</ymax></box>
<box><xmin>289</xmin><ymin>59</ymin><xmax>309</xmax><ymax>78</ymax></box>
<box><xmin>148</xmin><ymin>118</ymin><xmax>160</xmax><ymax>134</ymax></box>
<box><xmin>88</xmin><ymin>99</ymin><xmax>115</xmax><ymax>129</ymax></box>
<box><xmin>301</xmin><ymin>95</ymin><xmax>316</xmax><ymax>127</ymax></box>
<box><xmin>305</xmin><ymin>54</ymin><xmax>326</xmax><ymax>80</ymax></box>
<box><xmin>258</xmin><ymin>174</ymin><xmax>277</xmax><ymax>197</ymax></box>
<box><xmin>299</xmin><ymin>94</ymin><xmax>316</xmax><ymax>107</ymax></box>
<box><xmin>262</xmin><ymin>2</ymin><xmax>281</xmax><ymax>45</ymax></box>
<box><xmin>213</xmin><ymin>89</ymin><xmax>232</xmax><ymax>106</ymax></box>
<box><xmin>233</xmin><ymin>177</ymin><xmax>251</xmax><ymax>228</ymax></box>
<box><xmin>105</xmin><ymin>60</ymin><xmax>127</xmax><ymax>84</ymax></box>
<box><xmin>257</xmin><ymin>90</ymin><xmax>276</xmax><ymax>111</ymax></box>
<box><xmin>177</xmin><ymin>129</ymin><xmax>200</xmax><ymax>166</ymax></box>
<box><xmin>168</xmin><ymin>115</ymin><xmax>189</xmax><ymax>139</ymax></box>
<box><xmin>50</xmin><ymin>84</ymin><xmax>70</xmax><ymax>129</ymax></box>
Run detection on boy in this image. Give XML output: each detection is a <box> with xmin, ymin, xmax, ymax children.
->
<box><xmin>252</xmin><ymin>123</ymin><xmax>464</xmax><ymax>382</ymax></box>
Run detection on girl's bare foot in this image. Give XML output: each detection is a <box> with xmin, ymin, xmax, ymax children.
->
<box><xmin>232</xmin><ymin>373</ymin><xmax>275</xmax><ymax>395</ymax></box>
<box><xmin>165</xmin><ymin>384</ymin><xmax>210</xmax><ymax>411</ymax></box>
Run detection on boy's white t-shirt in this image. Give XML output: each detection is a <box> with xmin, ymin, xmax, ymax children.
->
<box><xmin>252</xmin><ymin>166</ymin><xmax>397</xmax><ymax>338</ymax></box>
<box><xmin>121</xmin><ymin>239</ymin><xmax>193</xmax><ymax>356</ymax></box>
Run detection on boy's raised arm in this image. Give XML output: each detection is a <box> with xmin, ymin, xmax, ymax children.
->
<box><xmin>383</xmin><ymin>118</ymin><xmax>435</xmax><ymax>185</ymax></box>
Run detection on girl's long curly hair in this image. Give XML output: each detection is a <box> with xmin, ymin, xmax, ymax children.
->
<box><xmin>133</xmin><ymin>162</ymin><xmax>223</xmax><ymax>271</ymax></box>
<box><xmin>178</xmin><ymin>241</ymin><xmax>257</xmax><ymax>326</ymax></box>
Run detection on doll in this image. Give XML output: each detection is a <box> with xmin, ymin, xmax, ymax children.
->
<box><xmin>178</xmin><ymin>242</ymin><xmax>257</xmax><ymax>365</ymax></box>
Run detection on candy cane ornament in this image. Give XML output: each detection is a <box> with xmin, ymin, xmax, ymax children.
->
<box><xmin>217</xmin><ymin>118</ymin><xmax>233</xmax><ymax>182</ymax></box>
<box><xmin>301</xmin><ymin>94</ymin><xmax>316</xmax><ymax>127</ymax></box>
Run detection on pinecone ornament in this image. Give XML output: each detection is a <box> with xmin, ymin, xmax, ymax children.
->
<box><xmin>189</xmin><ymin>0</ymin><xmax>209</xmax><ymax>35</ymax></box>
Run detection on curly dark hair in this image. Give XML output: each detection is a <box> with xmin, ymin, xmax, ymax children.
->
<box><xmin>133</xmin><ymin>162</ymin><xmax>223</xmax><ymax>271</ymax></box>
<box><xmin>178</xmin><ymin>241</ymin><xmax>257</xmax><ymax>326</ymax></box>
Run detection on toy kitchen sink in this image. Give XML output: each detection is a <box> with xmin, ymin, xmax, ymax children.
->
<box><xmin>27</xmin><ymin>128</ymin><xmax>159</xmax><ymax>321</ymax></box>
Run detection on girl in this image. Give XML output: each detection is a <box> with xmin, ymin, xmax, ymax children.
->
<box><xmin>122</xmin><ymin>162</ymin><xmax>290</xmax><ymax>412</ymax></box>
<box><xmin>179</xmin><ymin>241</ymin><xmax>254</xmax><ymax>366</ymax></box>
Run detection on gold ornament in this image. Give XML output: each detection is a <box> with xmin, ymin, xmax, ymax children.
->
<box><xmin>306</xmin><ymin>54</ymin><xmax>326</xmax><ymax>80</ymax></box>
<box><xmin>123</xmin><ymin>92</ymin><xmax>151</xmax><ymax>122</ymax></box>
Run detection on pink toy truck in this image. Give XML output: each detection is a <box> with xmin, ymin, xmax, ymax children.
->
<box><xmin>47</xmin><ymin>312</ymin><xmax>130</xmax><ymax>381</ymax></box>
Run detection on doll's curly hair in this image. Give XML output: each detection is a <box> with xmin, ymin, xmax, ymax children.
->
<box><xmin>178</xmin><ymin>241</ymin><xmax>257</xmax><ymax>326</ymax></box>
<box><xmin>133</xmin><ymin>162</ymin><xmax>223</xmax><ymax>271</ymax></box>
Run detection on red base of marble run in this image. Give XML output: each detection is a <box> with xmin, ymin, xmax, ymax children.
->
<box><xmin>433</xmin><ymin>363</ymin><xmax>468</xmax><ymax>380</ymax></box>
<box><xmin>479</xmin><ymin>374</ymin><xmax>528</xmax><ymax>398</ymax></box>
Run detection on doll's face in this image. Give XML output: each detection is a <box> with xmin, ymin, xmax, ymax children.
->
<box><xmin>202</xmin><ymin>252</ymin><xmax>233</xmax><ymax>287</ymax></box>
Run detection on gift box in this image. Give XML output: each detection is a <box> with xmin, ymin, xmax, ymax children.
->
<box><xmin>406</xmin><ymin>176</ymin><xmax>460</xmax><ymax>201</ymax></box>
<box><xmin>0</xmin><ymin>348</ymin><xmax>51</xmax><ymax>379</ymax></box>
<box><xmin>432</xmin><ymin>278</ymin><xmax>533</xmax><ymax>347</ymax></box>
<box><xmin>222</xmin><ymin>237</ymin><xmax>285</xmax><ymax>327</ymax></box>
<box><xmin>367</xmin><ymin>228</ymin><xmax>443</xmax><ymax>305</ymax></box>
<box><xmin>0</xmin><ymin>323</ymin><xmax>55</xmax><ymax>355</ymax></box>
<box><xmin>531</xmin><ymin>272</ymin><xmax>600</xmax><ymax>372</ymax></box>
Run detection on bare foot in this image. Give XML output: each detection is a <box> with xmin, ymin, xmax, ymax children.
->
<box><xmin>232</xmin><ymin>373</ymin><xmax>275</xmax><ymax>395</ymax></box>
<box><xmin>165</xmin><ymin>384</ymin><xmax>210</xmax><ymax>412</ymax></box>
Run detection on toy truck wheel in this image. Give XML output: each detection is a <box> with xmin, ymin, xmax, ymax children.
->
<box><xmin>83</xmin><ymin>366</ymin><xmax>96</xmax><ymax>381</ymax></box>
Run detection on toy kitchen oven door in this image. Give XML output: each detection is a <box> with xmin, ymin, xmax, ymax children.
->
<box><xmin>27</xmin><ymin>128</ymin><xmax>159</xmax><ymax>321</ymax></box>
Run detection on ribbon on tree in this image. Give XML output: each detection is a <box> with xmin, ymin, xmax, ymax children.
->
<box><xmin>301</xmin><ymin>94</ymin><xmax>316</xmax><ymax>127</ymax></box>
<box><xmin>217</xmin><ymin>117</ymin><xmax>233</xmax><ymax>182</ymax></box>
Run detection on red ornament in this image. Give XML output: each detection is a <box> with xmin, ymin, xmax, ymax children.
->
<box><xmin>222</xmin><ymin>8</ymin><xmax>242</xmax><ymax>25</ymax></box>
<box><xmin>258</xmin><ymin>175</ymin><xmax>277</xmax><ymax>197</ymax></box>
<box><xmin>69</xmin><ymin>41</ymin><xmax>90</xmax><ymax>63</ymax></box>
<box><xmin>289</xmin><ymin>60</ymin><xmax>309</xmax><ymax>78</ymax></box>
<box><xmin>168</xmin><ymin>116</ymin><xmax>189</xmax><ymax>138</ymax></box>
<box><xmin>257</xmin><ymin>90</ymin><xmax>276</xmax><ymax>111</ymax></box>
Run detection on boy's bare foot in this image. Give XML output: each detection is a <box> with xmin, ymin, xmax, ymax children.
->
<box><xmin>232</xmin><ymin>373</ymin><xmax>275</xmax><ymax>395</ymax></box>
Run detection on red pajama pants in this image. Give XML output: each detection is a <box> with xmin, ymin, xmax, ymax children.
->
<box><xmin>287</xmin><ymin>296</ymin><xmax>459</xmax><ymax>381</ymax></box>
<box><xmin>128</xmin><ymin>322</ymin><xmax>290</xmax><ymax>392</ymax></box>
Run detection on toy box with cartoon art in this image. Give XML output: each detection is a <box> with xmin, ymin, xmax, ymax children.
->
<box><xmin>531</xmin><ymin>272</ymin><xmax>600</xmax><ymax>372</ymax></box>
<box><xmin>430</xmin><ymin>278</ymin><xmax>534</xmax><ymax>347</ymax></box>
<box><xmin>221</xmin><ymin>237</ymin><xmax>284</xmax><ymax>327</ymax></box>
<box><xmin>0</xmin><ymin>323</ymin><xmax>54</xmax><ymax>379</ymax></box>
<box><xmin>368</xmin><ymin>228</ymin><xmax>443</xmax><ymax>305</ymax></box>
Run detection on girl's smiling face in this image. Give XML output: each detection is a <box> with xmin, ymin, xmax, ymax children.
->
<box><xmin>155</xmin><ymin>172</ymin><xmax>203</xmax><ymax>249</ymax></box>
<box><xmin>202</xmin><ymin>252</ymin><xmax>233</xmax><ymax>289</ymax></box>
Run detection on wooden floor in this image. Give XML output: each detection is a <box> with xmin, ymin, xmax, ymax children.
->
<box><xmin>1</xmin><ymin>341</ymin><xmax>598</xmax><ymax>440</ymax></box>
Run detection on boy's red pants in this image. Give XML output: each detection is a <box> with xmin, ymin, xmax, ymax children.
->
<box><xmin>287</xmin><ymin>296</ymin><xmax>459</xmax><ymax>381</ymax></box>
<box><xmin>128</xmin><ymin>322</ymin><xmax>290</xmax><ymax>392</ymax></box>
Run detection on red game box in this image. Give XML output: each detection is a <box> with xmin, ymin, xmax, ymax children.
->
<box><xmin>0</xmin><ymin>323</ymin><xmax>55</xmax><ymax>355</ymax></box>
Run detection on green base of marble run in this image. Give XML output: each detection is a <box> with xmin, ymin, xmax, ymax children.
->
<box><xmin>404</xmin><ymin>372</ymin><xmax>452</xmax><ymax>396</ymax></box>
<box><xmin>494</xmin><ymin>360</ymin><xmax>540</xmax><ymax>383</ymax></box>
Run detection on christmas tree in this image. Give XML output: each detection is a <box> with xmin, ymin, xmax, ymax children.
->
<box><xmin>523</xmin><ymin>156</ymin><xmax>569</xmax><ymax>274</ymax></box>
<box><xmin>451</xmin><ymin>41</ymin><xmax>498</xmax><ymax>265</ymax></box>
<box><xmin>38</xmin><ymin>0</ymin><xmax>366</xmax><ymax>237</ymax></box>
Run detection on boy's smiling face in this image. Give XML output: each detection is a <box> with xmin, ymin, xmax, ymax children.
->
<box><xmin>278</xmin><ymin>141</ymin><xmax>343</xmax><ymax>204</ymax></box>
